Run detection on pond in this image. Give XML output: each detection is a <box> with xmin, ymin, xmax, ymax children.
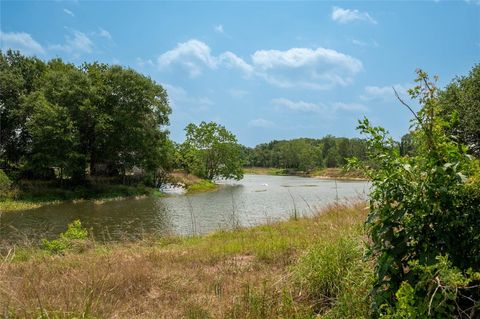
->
<box><xmin>0</xmin><ymin>175</ymin><xmax>369</xmax><ymax>245</ymax></box>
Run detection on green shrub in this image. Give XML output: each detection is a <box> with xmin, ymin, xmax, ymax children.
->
<box><xmin>0</xmin><ymin>169</ymin><xmax>13</xmax><ymax>198</ymax></box>
<box><xmin>352</xmin><ymin>70</ymin><xmax>480</xmax><ymax>317</ymax></box>
<box><xmin>41</xmin><ymin>219</ymin><xmax>89</xmax><ymax>254</ymax></box>
<box><xmin>61</xmin><ymin>219</ymin><xmax>88</xmax><ymax>240</ymax></box>
<box><xmin>381</xmin><ymin>256</ymin><xmax>480</xmax><ymax>318</ymax></box>
<box><xmin>40</xmin><ymin>238</ymin><xmax>69</xmax><ymax>254</ymax></box>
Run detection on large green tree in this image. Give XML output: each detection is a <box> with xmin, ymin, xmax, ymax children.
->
<box><xmin>25</xmin><ymin>92</ymin><xmax>79</xmax><ymax>180</ymax></box>
<box><xmin>0</xmin><ymin>51</ymin><xmax>172</xmax><ymax>185</ymax></box>
<box><xmin>0</xmin><ymin>50</ymin><xmax>46</xmax><ymax>170</ymax></box>
<box><xmin>180</xmin><ymin>121</ymin><xmax>244</xmax><ymax>180</ymax></box>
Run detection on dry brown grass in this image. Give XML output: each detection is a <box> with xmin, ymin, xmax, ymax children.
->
<box><xmin>0</xmin><ymin>203</ymin><xmax>367</xmax><ymax>318</ymax></box>
<box><xmin>311</xmin><ymin>168</ymin><xmax>367</xmax><ymax>180</ymax></box>
<box><xmin>168</xmin><ymin>171</ymin><xmax>203</xmax><ymax>188</ymax></box>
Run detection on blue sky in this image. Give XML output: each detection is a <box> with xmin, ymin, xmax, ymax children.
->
<box><xmin>1</xmin><ymin>1</ymin><xmax>479</xmax><ymax>146</ymax></box>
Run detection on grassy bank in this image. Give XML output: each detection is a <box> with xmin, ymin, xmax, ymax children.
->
<box><xmin>244</xmin><ymin>167</ymin><xmax>367</xmax><ymax>180</ymax></box>
<box><xmin>243</xmin><ymin>167</ymin><xmax>286</xmax><ymax>176</ymax></box>
<box><xmin>1</xmin><ymin>203</ymin><xmax>371</xmax><ymax>318</ymax></box>
<box><xmin>0</xmin><ymin>183</ymin><xmax>160</xmax><ymax>212</ymax></box>
<box><xmin>168</xmin><ymin>171</ymin><xmax>219</xmax><ymax>194</ymax></box>
<box><xmin>0</xmin><ymin>171</ymin><xmax>219</xmax><ymax>213</ymax></box>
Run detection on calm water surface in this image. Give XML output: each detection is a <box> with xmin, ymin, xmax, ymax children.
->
<box><xmin>0</xmin><ymin>175</ymin><xmax>368</xmax><ymax>244</ymax></box>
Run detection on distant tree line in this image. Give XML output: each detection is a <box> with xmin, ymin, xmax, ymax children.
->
<box><xmin>0</xmin><ymin>50</ymin><xmax>173</xmax><ymax>185</ymax></box>
<box><xmin>242</xmin><ymin>136</ymin><xmax>368</xmax><ymax>171</ymax></box>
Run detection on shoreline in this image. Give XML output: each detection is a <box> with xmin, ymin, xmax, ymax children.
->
<box><xmin>0</xmin><ymin>179</ymin><xmax>221</xmax><ymax>213</ymax></box>
<box><xmin>244</xmin><ymin>167</ymin><xmax>369</xmax><ymax>181</ymax></box>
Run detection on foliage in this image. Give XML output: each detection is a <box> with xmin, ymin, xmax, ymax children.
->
<box><xmin>0</xmin><ymin>50</ymin><xmax>171</xmax><ymax>185</ymax></box>
<box><xmin>381</xmin><ymin>256</ymin><xmax>480</xmax><ymax>319</ymax></box>
<box><xmin>438</xmin><ymin>64</ymin><xmax>480</xmax><ymax>157</ymax></box>
<box><xmin>244</xmin><ymin>136</ymin><xmax>368</xmax><ymax>171</ymax></box>
<box><xmin>180</xmin><ymin>121</ymin><xmax>244</xmax><ymax>180</ymax></box>
<box><xmin>351</xmin><ymin>69</ymin><xmax>480</xmax><ymax>317</ymax></box>
<box><xmin>399</xmin><ymin>132</ymin><xmax>415</xmax><ymax>156</ymax></box>
<box><xmin>0</xmin><ymin>168</ymin><xmax>12</xmax><ymax>198</ymax></box>
<box><xmin>41</xmin><ymin>220</ymin><xmax>89</xmax><ymax>254</ymax></box>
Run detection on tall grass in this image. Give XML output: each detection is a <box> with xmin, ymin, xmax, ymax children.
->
<box><xmin>1</xmin><ymin>203</ymin><xmax>370</xmax><ymax>318</ymax></box>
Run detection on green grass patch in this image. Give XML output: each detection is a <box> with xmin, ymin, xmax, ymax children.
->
<box><xmin>186</xmin><ymin>179</ymin><xmax>218</xmax><ymax>193</ymax></box>
<box><xmin>0</xmin><ymin>199</ymin><xmax>45</xmax><ymax>211</ymax></box>
<box><xmin>0</xmin><ymin>183</ymin><xmax>157</xmax><ymax>212</ymax></box>
<box><xmin>243</xmin><ymin>167</ymin><xmax>286</xmax><ymax>175</ymax></box>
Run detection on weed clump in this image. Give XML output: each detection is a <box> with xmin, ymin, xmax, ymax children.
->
<box><xmin>293</xmin><ymin>233</ymin><xmax>372</xmax><ymax>318</ymax></box>
<box><xmin>41</xmin><ymin>219</ymin><xmax>89</xmax><ymax>254</ymax></box>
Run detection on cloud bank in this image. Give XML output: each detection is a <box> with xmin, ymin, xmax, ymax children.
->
<box><xmin>156</xmin><ymin>39</ymin><xmax>363</xmax><ymax>89</ymax></box>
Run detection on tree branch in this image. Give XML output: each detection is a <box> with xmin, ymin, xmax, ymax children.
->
<box><xmin>393</xmin><ymin>87</ymin><xmax>422</xmax><ymax>124</ymax></box>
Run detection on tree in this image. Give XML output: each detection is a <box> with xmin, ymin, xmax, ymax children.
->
<box><xmin>181</xmin><ymin>121</ymin><xmax>244</xmax><ymax>180</ymax></box>
<box><xmin>99</xmin><ymin>65</ymin><xmax>171</xmax><ymax>181</ymax></box>
<box><xmin>438</xmin><ymin>64</ymin><xmax>480</xmax><ymax>157</ymax></box>
<box><xmin>0</xmin><ymin>50</ymin><xmax>46</xmax><ymax>170</ymax></box>
<box><xmin>0</xmin><ymin>51</ymin><xmax>173</xmax><ymax>185</ymax></box>
<box><xmin>399</xmin><ymin>132</ymin><xmax>415</xmax><ymax>156</ymax></box>
<box><xmin>25</xmin><ymin>92</ymin><xmax>79</xmax><ymax>180</ymax></box>
<box><xmin>39</xmin><ymin>58</ymin><xmax>91</xmax><ymax>181</ymax></box>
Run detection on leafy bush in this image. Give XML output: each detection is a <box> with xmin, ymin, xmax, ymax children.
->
<box><xmin>352</xmin><ymin>70</ymin><xmax>480</xmax><ymax>317</ymax></box>
<box><xmin>41</xmin><ymin>220</ymin><xmax>89</xmax><ymax>254</ymax></box>
<box><xmin>381</xmin><ymin>256</ymin><xmax>480</xmax><ymax>318</ymax></box>
<box><xmin>0</xmin><ymin>169</ymin><xmax>13</xmax><ymax>198</ymax></box>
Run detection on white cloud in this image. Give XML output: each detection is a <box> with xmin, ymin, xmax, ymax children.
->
<box><xmin>272</xmin><ymin>98</ymin><xmax>368</xmax><ymax>114</ymax></box>
<box><xmin>360</xmin><ymin>84</ymin><xmax>410</xmax><ymax>102</ymax></box>
<box><xmin>50</xmin><ymin>30</ymin><xmax>93</xmax><ymax>54</ymax></box>
<box><xmin>157</xmin><ymin>39</ymin><xmax>217</xmax><ymax>77</ymax></box>
<box><xmin>271</xmin><ymin>98</ymin><xmax>325</xmax><ymax>112</ymax></box>
<box><xmin>0</xmin><ymin>30</ymin><xmax>45</xmax><ymax>55</ymax></box>
<box><xmin>252</xmin><ymin>47</ymin><xmax>362</xmax><ymax>89</ymax></box>
<box><xmin>352</xmin><ymin>39</ymin><xmax>367</xmax><ymax>46</ymax></box>
<box><xmin>157</xmin><ymin>39</ymin><xmax>252</xmax><ymax>77</ymax></box>
<box><xmin>136</xmin><ymin>57</ymin><xmax>155</xmax><ymax>68</ymax></box>
<box><xmin>214</xmin><ymin>24</ymin><xmax>224</xmax><ymax>34</ymax></box>
<box><xmin>98</xmin><ymin>28</ymin><xmax>112</xmax><ymax>40</ymax></box>
<box><xmin>63</xmin><ymin>8</ymin><xmax>74</xmax><ymax>17</ymax></box>
<box><xmin>248</xmin><ymin>118</ymin><xmax>275</xmax><ymax>128</ymax></box>
<box><xmin>331</xmin><ymin>7</ymin><xmax>377</xmax><ymax>24</ymax></box>
<box><xmin>155</xmin><ymin>39</ymin><xmax>362</xmax><ymax>89</ymax></box>
<box><xmin>218</xmin><ymin>51</ymin><xmax>254</xmax><ymax>75</ymax></box>
<box><xmin>332</xmin><ymin>102</ymin><xmax>368</xmax><ymax>112</ymax></box>
<box><xmin>352</xmin><ymin>39</ymin><xmax>380</xmax><ymax>48</ymax></box>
